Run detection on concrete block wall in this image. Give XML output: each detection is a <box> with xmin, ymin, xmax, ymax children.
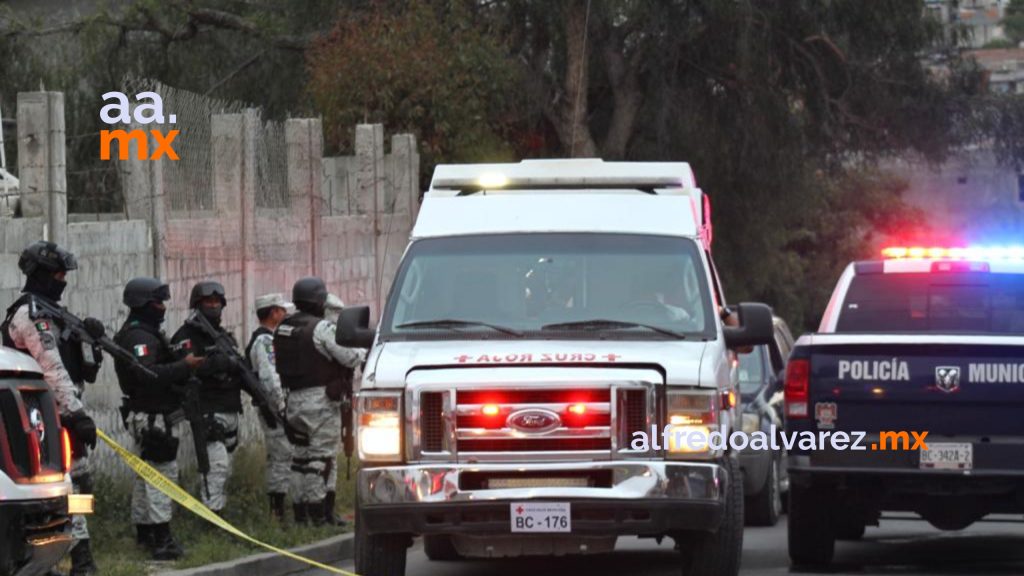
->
<box><xmin>0</xmin><ymin>217</ymin><xmax>47</xmax><ymax>307</ymax></box>
<box><xmin>319</xmin><ymin>216</ymin><xmax>377</xmax><ymax>310</ymax></box>
<box><xmin>64</xmin><ymin>220</ymin><xmax>153</xmax><ymax>474</ymax></box>
<box><xmin>6</xmin><ymin>88</ymin><xmax>421</xmax><ymax>479</ymax></box>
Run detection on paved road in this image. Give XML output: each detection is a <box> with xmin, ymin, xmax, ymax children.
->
<box><xmin>302</xmin><ymin>516</ymin><xmax>1024</xmax><ymax>576</ymax></box>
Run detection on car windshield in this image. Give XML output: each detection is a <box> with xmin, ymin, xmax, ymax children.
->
<box><xmin>381</xmin><ymin>233</ymin><xmax>716</xmax><ymax>340</ymax></box>
<box><xmin>738</xmin><ymin>346</ymin><xmax>765</xmax><ymax>394</ymax></box>
<box><xmin>836</xmin><ymin>272</ymin><xmax>1024</xmax><ymax>334</ymax></box>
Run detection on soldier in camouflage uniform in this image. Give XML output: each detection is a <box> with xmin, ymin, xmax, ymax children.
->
<box><xmin>113</xmin><ymin>277</ymin><xmax>203</xmax><ymax>560</ymax></box>
<box><xmin>245</xmin><ymin>293</ymin><xmax>292</xmax><ymax>521</ymax></box>
<box><xmin>274</xmin><ymin>278</ymin><xmax>363</xmax><ymax>526</ymax></box>
<box><xmin>2</xmin><ymin>241</ymin><xmax>101</xmax><ymax>575</ymax></box>
<box><xmin>170</xmin><ymin>281</ymin><xmax>243</xmax><ymax>514</ymax></box>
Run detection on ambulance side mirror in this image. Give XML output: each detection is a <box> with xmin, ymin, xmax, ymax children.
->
<box><xmin>723</xmin><ymin>303</ymin><xmax>774</xmax><ymax>349</ymax></box>
<box><xmin>336</xmin><ymin>305</ymin><xmax>376</xmax><ymax>349</ymax></box>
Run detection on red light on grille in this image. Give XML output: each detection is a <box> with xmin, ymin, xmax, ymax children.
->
<box><xmin>568</xmin><ymin>403</ymin><xmax>586</xmax><ymax>415</ymax></box>
<box><xmin>482</xmin><ymin>404</ymin><xmax>500</xmax><ymax>416</ymax></box>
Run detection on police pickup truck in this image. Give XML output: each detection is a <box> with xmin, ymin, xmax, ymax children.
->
<box><xmin>1</xmin><ymin>346</ymin><xmax>91</xmax><ymax>576</ymax></box>
<box><xmin>785</xmin><ymin>246</ymin><xmax>1024</xmax><ymax>567</ymax></box>
<box><xmin>336</xmin><ymin>159</ymin><xmax>775</xmax><ymax>576</ymax></box>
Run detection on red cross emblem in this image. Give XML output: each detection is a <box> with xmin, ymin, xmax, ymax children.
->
<box><xmin>455</xmin><ymin>355</ymin><xmax>471</xmax><ymax>363</ymax></box>
<box><xmin>604</xmin><ymin>353</ymin><xmax>621</xmax><ymax>361</ymax></box>
<box><xmin>516</xmin><ymin>506</ymin><xmax>524</xmax><ymax>515</ymax></box>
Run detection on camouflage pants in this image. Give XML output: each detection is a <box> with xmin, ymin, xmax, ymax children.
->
<box><xmin>286</xmin><ymin>387</ymin><xmax>341</xmax><ymax>504</ymax></box>
<box><xmin>201</xmin><ymin>412</ymin><xmax>239</xmax><ymax>512</ymax></box>
<box><xmin>126</xmin><ymin>412</ymin><xmax>178</xmax><ymax>525</ymax></box>
<box><xmin>262</xmin><ymin>418</ymin><xmax>293</xmax><ymax>495</ymax></box>
<box><xmin>69</xmin><ymin>455</ymin><xmax>91</xmax><ymax>543</ymax></box>
<box><xmin>68</xmin><ymin>386</ymin><xmax>90</xmax><ymax>543</ymax></box>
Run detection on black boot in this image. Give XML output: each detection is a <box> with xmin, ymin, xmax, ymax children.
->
<box><xmin>136</xmin><ymin>524</ymin><xmax>153</xmax><ymax>547</ymax></box>
<box><xmin>323</xmin><ymin>491</ymin><xmax>348</xmax><ymax>527</ymax></box>
<box><xmin>269</xmin><ymin>492</ymin><xmax>286</xmax><ymax>521</ymax></box>
<box><xmin>293</xmin><ymin>502</ymin><xmax>309</xmax><ymax>525</ymax></box>
<box><xmin>310</xmin><ymin>500</ymin><xmax>326</xmax><ymax>527</ymax></box>
<box><xmin>69</xmin><ymin>539</ymin><xmax>98</xmax><ymax>576</ymax></box>
<box><xmin>148</xmin><ymin>523</ymin><xmax>185</xmax><ymax>560</ymax></box>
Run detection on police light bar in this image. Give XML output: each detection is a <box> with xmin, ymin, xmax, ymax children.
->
<box><xmin>881</xmin><ymin>246</ymin><xmax>1024</xmax><ymax>260</ymax></box>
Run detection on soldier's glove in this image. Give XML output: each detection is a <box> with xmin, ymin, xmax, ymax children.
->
<box><xmin>83</xmin><ymin>317</ymin><xmax>106</xmax><ymax>340</ymax></box>
<box><xmin>196</xmin><ymin>351</ymin><xmax>233</xmax><ymax>376</ymax></box>
<box><xmin>65</xmin><ymin>410</ymin><xmax>97</xmax><ymax>456</ymax></box>
<box><xmin>257</xmin><ymin>403</ymin><xmax>279</xmax><ymax>430</ymax></box>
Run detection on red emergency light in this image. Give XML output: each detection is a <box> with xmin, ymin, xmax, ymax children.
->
<box><xmin>881</xmin><ymin>245</ymin><xmax>1024</xmax><ymax>261</ymax></box>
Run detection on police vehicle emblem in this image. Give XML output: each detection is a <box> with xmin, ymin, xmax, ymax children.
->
<box><xmin>935</xmin><ymin>366</ymin><xmax>960</xmax><ymax>393</ymax></box>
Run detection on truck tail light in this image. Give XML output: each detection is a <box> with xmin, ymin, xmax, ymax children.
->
<box><xmin>61</xmin><ymin>427</ymin><xmax>73</xmax><ymax>472</ymax></box>
<box><xmin>785</xmin><ymin>359</ymin><xmax>810</xmax><ymax>419</ymax></box>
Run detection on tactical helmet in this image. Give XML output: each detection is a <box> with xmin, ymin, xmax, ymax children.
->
<box><xmin>123</xmin><ymin>277</ymin><xmax>171</xmax><ymax>308</ymax></box>
<box><xmin>189</xmin><ymin>281</ymin><xmax>227</xmax><ymax>309</ymax></box>
<box><xmin>18</xmin><ymin>241</ymin><xmax>77</xmax><ymax>276</ymax></box>
<box><xmin>292</xmin><ymin>277</ymin><xmax>328</xmax><ymax>308</ymax></box>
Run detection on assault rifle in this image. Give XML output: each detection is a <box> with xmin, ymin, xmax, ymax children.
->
<box><xmin>29</xmin><ymin>296</ymin><xmax>157</xmax><ymax>379</ymax></box>
<box><xmin>168</xmin><ymin>376</ymin><xmax>209</xmax><ymax>494</ymax></box>
<box><xmin>186</xmin><ymin>310</ymin><xmax>310</xmax><ymax>445</ymax></box>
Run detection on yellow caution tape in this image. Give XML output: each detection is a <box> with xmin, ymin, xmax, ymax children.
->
<box><xmin>97</xmin><ymin>429</ymin><xmax>359</xmax><ymax>576</ymax></box>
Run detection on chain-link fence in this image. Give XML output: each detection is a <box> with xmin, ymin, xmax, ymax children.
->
<box><xmin>123</xmin><ymin>76</ymin><xmax>248</xmax><ymax>212</ymax></box>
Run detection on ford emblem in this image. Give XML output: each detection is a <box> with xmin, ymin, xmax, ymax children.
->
<box><xmin>507</xmin><ymin>409</ymin><xmax>561</xmax><ymax>434</ymax></box>
<box><xmin>29</xmin><ymin>408</ymin><xmax>45</xmax><ymax>443</ymax></box>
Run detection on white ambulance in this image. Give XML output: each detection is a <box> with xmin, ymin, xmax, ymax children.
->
<box><xmin>338</xmin><ymin>159</ymin><xmax>774</xmax><ymax>576</ymax></box>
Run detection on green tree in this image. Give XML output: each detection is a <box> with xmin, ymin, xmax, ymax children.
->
<box><xmin>306</xmin><ymin>1</ymin><xmax>524</xmax><ymax>175</ymax></box>
<box><xmin>0</xmin><ymin>0</ymin><xmax>338</xmax><ymax>212</ymax></box>
<box><xmin>485</xmin><ymin>0</ymin><xmax>970</xmax><ymax>329</ymax></box>
<box><xmin>1003</xmin><ymin>0</ymin><xmax>1024</xmax><ymax>44</ymax></box>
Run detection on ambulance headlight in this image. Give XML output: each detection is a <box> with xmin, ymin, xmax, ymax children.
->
<box><xmin>665</xmin><ymin>389</ymin><xmax>718</xmax><ymax>459</ymax></box>
<box><xmin>359</xmin><ymin>392</ymin><xmax>402</xmax><ymax>462</ymax></box>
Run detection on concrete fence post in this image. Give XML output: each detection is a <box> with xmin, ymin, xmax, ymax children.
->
<box><xmin>286</xmin><ymin>118</ymin><xmax>325</xmax><ymax>278</ymax></box>
<box><xmin>239</xmin><ymin>109</ymin><xmax>260</xmax><ymax>338</ymax></box>
<box><xmin>355</xmin><ymin>124</ymin><xmax>385</xmax><ymax>313</ymax></box>
<box><xmin>16</xmin><ymin>92</ymin><xmax>67</xmax><ymax>245</ymax></box>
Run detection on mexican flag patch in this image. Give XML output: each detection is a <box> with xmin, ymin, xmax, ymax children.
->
<box><xmin>133</xmin><ymin>344</ymin><xmax>149</xmax><ymax>357</ymax></box>
<box><xmin>34</xmin><ymin>321</ymin><xmax>50</xmax><ymax>332</ymax></box>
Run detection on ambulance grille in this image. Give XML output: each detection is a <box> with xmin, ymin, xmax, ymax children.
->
<box><xmin>420</xmin><ymin>392</ymin><xmax>445</xmax><ymax>452</ymax></box>
<box><xmin>454</xmin><ymin>387</ymin><xmax>612</xmax><ymax>454</ymax></box>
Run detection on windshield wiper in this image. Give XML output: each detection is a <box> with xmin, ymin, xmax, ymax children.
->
<box><xmin>541</xmin><ymin>319</ymin><xmax>687</xmax><ymax>339</ymax></box>
<box><xmin>395</xmin><ymin>319</ymin><xmax>523</xmax><ymax>337</ymax></box>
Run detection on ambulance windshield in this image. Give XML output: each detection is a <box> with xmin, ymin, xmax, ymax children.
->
<box><xmin>382</xmin><ymin>233</ymin><xmax>716</xmax><ymax>341</ymax></box>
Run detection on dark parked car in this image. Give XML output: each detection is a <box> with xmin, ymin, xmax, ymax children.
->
<box><xmin>738</xmin><ymin>316</ymin><xmax>794</xmax><ymax>526</ymax></box>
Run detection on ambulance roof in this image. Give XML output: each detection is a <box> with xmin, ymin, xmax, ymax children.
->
<box><xmin>414</xmin><ymin>159</ymin><xmax>707</xmax><ymax>240</ymax></box>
